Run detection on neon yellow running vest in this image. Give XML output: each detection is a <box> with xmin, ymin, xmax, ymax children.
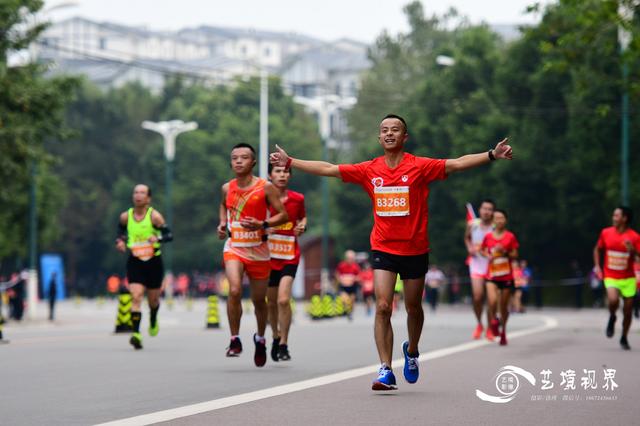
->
<box><xmin>127</xmin><ymin>207</ymin><xmax>161</xmax><ymax>260</ymax></box>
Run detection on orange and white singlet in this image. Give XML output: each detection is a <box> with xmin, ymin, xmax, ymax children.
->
<box><xmin>223</xmin><ymin>178</ymin><xmax>270</xmax><ymax>262</ymax></box>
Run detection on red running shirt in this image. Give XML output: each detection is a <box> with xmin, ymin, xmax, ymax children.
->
<box><xmin>336</xmin><ymin>261</ymin><xmax>361</xmax><ymax>286</ymax></box>
<box><xmin>338</xmin><ymin>153</ymin><xmax>447</xmax><ymax>255</ymax></box>
<box><xmin>481</xmin><ymin>231</ymin><xmax>519</xmax><ymax>281</ymax></box>
<box><xmin>268</xmin><ymin>190</ymin><xmax>306</xmax><ymax>270</ymax></box>
<box><xmin>597</xmin><ymin>227</ymin><xmax>640</xmax><ymax>279</ymax></box>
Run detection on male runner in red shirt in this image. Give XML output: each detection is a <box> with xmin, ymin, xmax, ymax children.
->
<box><xmin>218</xmin><ymin>143</ymin><xmax>288</xmax><ymax>367</ymax></box>
<box><xmin>266</xmin><ymin>163</ymin><xmax>306</xmax><ymax>362</ymax></box>
<box><xmin>593</xmin><ymin>206</ymin><xmax>640</xmax><ymax>350</ymax></box>
<box><xmin>270</xmin><ymin>114</ymin><xmax>512</xmax><ymax>390</ymax></box>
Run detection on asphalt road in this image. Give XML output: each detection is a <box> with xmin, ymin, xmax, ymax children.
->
<box><xmin>1</xmin><ymin>300</ymin><xmax>638</xmax><ymax>425</ymax></box>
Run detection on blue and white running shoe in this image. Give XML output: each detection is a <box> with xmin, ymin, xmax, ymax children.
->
<box><xmin>402</xmin><ymin>341</ymin><xmax>419</xmax><ymax>384</ymax></box>
<box><xmin>372</xmin><ymin>365</ymin><xmax>397</xmax><ymax>391</ymax></box>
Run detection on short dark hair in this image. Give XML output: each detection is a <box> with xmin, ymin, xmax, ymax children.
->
<box><xmin>135</xmin><ymin>184</ymin><xmax>151</xmax><ymax>197</ymax></box>
<box><xmin>494</xmin><ymin>208</ymin><xmax>508</xmax><ymax>219</ymax></box>
<box><xmin>382</xmin><ymin>114</ymin><xmax>408</xmax><ymax>134</ymax></box>
<box><xmin>480</xmin><ymin>199</ymin><xmax>496</xmax><ymax>209</ymax></box>
<box><xmin>268</xmin><ymin>162</ymin><xmax>292</xmax><ymax>175</ymax></box>
<box><xmin>231</xmin><ymin>143</ymin><xmax>256</xmax><ymax>159</ymax></box>
<box><xmin>616</xmin><ymin>206</ymin><xmax>633</xmax><ymax>225</ymax></box>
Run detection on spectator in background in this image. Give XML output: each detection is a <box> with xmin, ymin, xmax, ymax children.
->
<box><xmin>425</xmin><ymin>265</ymin><xmax>445</xmax><ymax>311</ymax></box>
<box><xmin>9</xmin><ymin>271</ymin><xmax>26</xmax><ymax>321</ymax></box>
<box><xmin>589</xmin><ymin>266</ymin><xmax>604</xmax><ymax>307</ymax></box>
<box><xmin>48</xmin><ymin>272</ymin><xmax>57</xmax><ymax>321</ymax></box>
<box><xmin>360</xmin><ymin>261</ymin><xmax>375</xmax><ymax>316</ymax></box>
<box><xmin>106</xmin><ymin>274</ymin><xmax>121</xmax><ymax>296</ymax></box>
<box><xmin>512</xmin><ymin>261</ymin><xmax>524</xmax><ymax>313</ymax></box>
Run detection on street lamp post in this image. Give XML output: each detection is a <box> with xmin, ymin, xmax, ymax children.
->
<box><xmin>618</xmin><ymin>2</ymin><xmax>635</xmax><ymax>205</ymax></box>
<box><xmin>293</xmin><ymin>94</ymin><xmax>356</xmax><ymax>294</ymax></box>
<box><xmin>259</xmin><ymin>69</ymin><xmax>269</xmax><ymax>179</ymax></box>
<box><xmin>141</xmin><ymin>120</ymin><xmax>198</xmax><ymax>297</ymax></box>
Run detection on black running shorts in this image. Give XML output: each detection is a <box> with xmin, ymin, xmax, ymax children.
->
<box><xmin>268</xmin><ymin>263</ymin><xmax>299</xmax><ymax>287</ymax></box>
<box><xmin>487</xmin><ymin>280</ymin><xmax>514</xmax><ymax>290</ymax></box>
<box><xmin>126</xmin><ymin>255</ymin><xmax>164</xmax><ymax>289</ymax></box>
<box><xmin>371</xmin><ymin>250</ymin><xmax>429</xmax><ymax>280</ymax></box>
<box><xmin>339</xmin><ymin>284</ymin><xmax>359</xmax><ymax>295</ymax></box>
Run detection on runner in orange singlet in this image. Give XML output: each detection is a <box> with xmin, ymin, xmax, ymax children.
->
<box><xmin>218</xmin><ymin>143</ymin><xmax>288</xmax><ymax>367</ymax></box>
<box><xmin>481</xmin><ymin>209</ymin><xmax>519</xmax><ymax>346</ymax></box>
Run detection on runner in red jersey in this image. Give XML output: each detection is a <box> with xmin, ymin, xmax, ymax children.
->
<box><xmin>266</xmin><ymin>163</ymin><xmax>306</xmax><ymax>362</ymax></box>
<box><xmin>481</xmin><ymin>209</ymin><xmax>519</xmax><ymax>346</ymax></box>
<box><xmin>336</xmin><ymin>250</ymin><xmax>361</xmax><ymax>319</ymax></box>
<box><xmin>270</xmin><ymin>114</ymin><xmax>512</xmax><ymax>390</ymax></box>
<box><xmin>593</xmin><ymin>206</ymin><xmax>640</xmax><ymax>350</ymax></box>
<box><xmin>218</xmin><ymin>143</ymin><xmax>288</xmax><ymax>367</ymax></box>
<box><xmin>360</xmin><ymin>261</ymin><xmax>375</xmax><ymax>316</ymax></box>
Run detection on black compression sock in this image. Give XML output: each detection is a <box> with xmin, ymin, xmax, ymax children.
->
<box><xmin>150</xmin><ymin>305</ymin><xmax>159</xmax><ymax>327</ymax></box>
<box><xmin>131</xmin><ymin>311</ymin><xmax>142</xmax><ymax>333</ymax></box>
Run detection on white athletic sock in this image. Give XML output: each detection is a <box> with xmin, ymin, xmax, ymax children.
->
<box><xmin>254</xmin><ymin>334</ymin><xmax>265</xmax><ymax>343</ymax></box>
<box><xmin>231</xmin><ymin>335</ymin><xmax>240</xmax><ymax>340</ymax></box>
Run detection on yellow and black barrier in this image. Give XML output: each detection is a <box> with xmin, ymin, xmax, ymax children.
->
<box><xmin>307</xmin><ymin>295</ymin><xmax>352</xmax><ymax>320</ymax></box>
<box><xmin>114</xmin><ymin>293</ymin><xmax>133</xmax><ymax>333</ymax></box>
<box><xmin>206</xmin><ymin>295</ymin><xmax>220</xmax><ymax>329</ymax></box>
<box><xmin>308</xmin><ymin>295</ymin><xmax>322</xmax><ymax>320</ymax></box>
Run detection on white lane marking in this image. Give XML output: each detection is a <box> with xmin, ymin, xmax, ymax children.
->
<box><xmin>95</xmin><ymin>315</ymin><xmax>558</xmax><ymax>426</ymax></box>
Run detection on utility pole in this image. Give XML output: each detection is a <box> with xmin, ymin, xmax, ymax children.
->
<box><xmin>141</xmin><ymin>120</ymin><xmax>198</xmax><ymax>299</ymax></box>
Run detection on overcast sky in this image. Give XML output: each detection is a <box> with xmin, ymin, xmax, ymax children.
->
<box><xmin>44</xmin><ymin>0</ymin><xmax>556</xmax><ymax>43</ymax></box>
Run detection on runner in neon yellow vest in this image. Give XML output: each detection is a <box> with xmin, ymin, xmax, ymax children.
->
<box><xmin>115</xmin><ymin>184</ymin><xmax>172</xmax><ymax>350</ymax></box>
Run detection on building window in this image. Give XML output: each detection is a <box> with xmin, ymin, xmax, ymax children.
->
<box><xmin>263</xmin><ymin>47</ymin><xmax>270</xmax><ymax>57</ymax></box>
<box><xmin>99</xmin><ymin>37</ymin><xmax>106</xmax><ymax>50</ymax></box>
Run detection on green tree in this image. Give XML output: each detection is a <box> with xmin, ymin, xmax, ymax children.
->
<box><xmin>0</xmin><ymin>0</ymin><xmax>77</xmax><ymax>264</ymax></box>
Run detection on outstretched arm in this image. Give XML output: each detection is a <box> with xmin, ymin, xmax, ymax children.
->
<box><xmin>270</xmin><ymin>144</ymin><xmax>341</xmax><ymax>178</ymax></box>
<box><xmin>445</xmin><ymin>138</ymin><xmax>512</xmax><ymax>174</ymax></box>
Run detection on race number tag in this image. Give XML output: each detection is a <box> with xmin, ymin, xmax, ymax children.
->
<box><xmin>268</xmin><ymin>234</ymin><xmax>296</xmax><ymax>260</ymax></box>
<box><xmin>489</xmin><ymin>257</ymin><xmax>510</xmax><ymax>277</ymax></box>
<box><xmin>230</xmin><ymin>221</ymin><xmax>262</xmax><ymax>247</ymax></box>
<box><xmin>130</xmin><ymin>241</ymin><xmax>155</xmax><ymax>261</ymax></box>
<box><xmin>374</xmin><ymin>186</ymin><xmax>410</xmax><ymax>217</ymax></box>
<box><xmin>607</xmin><ymin>250</ymin><xmax>630</xmax><ymax>271</ymax></box>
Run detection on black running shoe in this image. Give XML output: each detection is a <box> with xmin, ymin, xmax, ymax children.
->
<box><xmin>278</xmin><ymin>344</ymin><xmax>291</xmax><ymax>361</ymax></box>
<box><xmin>606</xmin><ymin>315</ymin><xmax>616</xmax><ymax>338</ymax></box>
<box><xmin>620</xmin><ymin>335</ymin><xmax>631</xmax><ymax>350</ymax></box>
<box><xmin>271</xmin><ymin>337</ymin><xmax>280</xmax><ymax>362</ymax></box>
<box><xmin>226</xmin><ymin>337</ymin><xmax>243</xmax><ymax>357</ymax></box>
<box><xmin>254</xmin><ymin>334</ymin><xmax>267</xmax><ymax>367</ymax></box>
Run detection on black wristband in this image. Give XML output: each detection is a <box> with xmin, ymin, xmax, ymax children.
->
<box><xmin>262</xmin><ymin>220</ymin><xmax>269</xmax><ymax>229</ymax></box>
<box><xmin>488</xmin><ymin>149</ymin><xmax>496</xmax><ymax>161</ymax></box>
